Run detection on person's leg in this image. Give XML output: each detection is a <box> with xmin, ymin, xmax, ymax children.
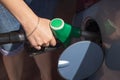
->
<box><xmin>33</xmin><ymin>50</ymin><xmax>65</xmax><ymax>80</ymax></box>
<box><xmin>0</xmin><ymin>2</ymin><xmax>29</xmax><ymax>80</ymax></box>
<box><xmin>0</xmin><ymin>0</ymin><xmax>33</xmax><ymax>79</ymax></box>
<box><xmin>33</xmin><ymin>52</ymin><xmax>52</xmax><ymax>80</ymax></box>
<box><xmin>0</xmin><ymin>43</ymin><xmax>26</xmax><ymax>80</ymax></box>
<box><xmin>2</xmin><ymin>49</ymin><xmax>25</xmax><ymax>80</ymax></box>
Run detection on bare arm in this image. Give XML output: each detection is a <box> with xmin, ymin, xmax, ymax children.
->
<box><xmin>0</xmin><ymin>0</ymin><xmax>38</xmax><ymax>32</ymax></box>
<box><xmin>0</xmin><ymin>0</ymin><xmax>56</xmax><ymax>49</ymax></box>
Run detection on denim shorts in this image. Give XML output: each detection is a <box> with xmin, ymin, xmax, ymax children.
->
<box><xmin>0</xmin><ymin>0</ymin><xmax>32</xmax><ymax>56</ymax></box>
<box><xmin>0</xmin><ymin>0</ymin><xmax>58</xmax><ymax>56</ymax></box>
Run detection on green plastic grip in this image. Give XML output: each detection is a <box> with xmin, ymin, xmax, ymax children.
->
<box><xmin>50</xmin><ymin>18</ymin><xmax>81</xmax><ymax>46</ymax></box>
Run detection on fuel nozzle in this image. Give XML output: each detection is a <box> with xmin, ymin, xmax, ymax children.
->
<box><xmin>50</xmin><ymin>18</ymin><xmax>81</xmax><ymax>46</ymax></box>
<box><xmin>50</xmin><ymin>18</ymin><xmax>99</xmax><ymax>46</ymax></box>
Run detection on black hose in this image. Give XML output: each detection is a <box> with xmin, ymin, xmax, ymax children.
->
<box><xmin>0</xmin><ymin>30</ymin><xmax>25</xmax><ymax>45</ymax></box>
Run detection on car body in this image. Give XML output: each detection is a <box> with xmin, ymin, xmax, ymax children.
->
<box><xmin>72</xmin><ymin>0</ymin><xmax>120</xmax><ymax>80</ymax></box>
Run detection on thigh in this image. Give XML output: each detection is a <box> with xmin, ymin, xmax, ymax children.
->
<box><xmin>0</xmin><ymin>0</ymin><xmax>32</xmax><ymax>33</ymax></box>
<box><xmin>0</xmin><ymin>4</ymin><xmax>20</xmax><ymax>33</ymax></box>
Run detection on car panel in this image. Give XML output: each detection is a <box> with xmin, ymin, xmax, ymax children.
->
<box><xmin>73</xmin><ymin>0</ymin><xmax>120</xmax><ymax>80</ymax></box>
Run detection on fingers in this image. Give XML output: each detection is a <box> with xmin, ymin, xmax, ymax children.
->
<box><xmin>30</xmin><ymin>40</ymin><xmax>42</xmax><ymax>50</ymax></box>
<box><xmin>27</xmin><ymin>33</ymin><xmax>56</xmax><ymax>50</ymax></box>
<box><xmin>43</xmin><ymin>42</ymin><xmax>49</xmax><ymax>47</ymax></box>
<box><xmin>27</xmin><ymin>36</ymin><xmax>42</xmax><ymax>50</ymax></box>
<box><xmin>34</xmin><ymin>38</ymin><xmax>42</xmax><ymax>50</ymax></box>
<box><xmin>35</xmin><ymin>46</ymin><xmax>41</xmax><ymax>50</ymax></box>
<box><xmin>33</xmin><ymin>39</ymin><xmax>56</xmax><ymax>50</ymax></box>
<box><xmin>49</xmin><ymin>36</ymin><xmax>56</xmax><ymax>46</ymax></box>
<box><xmin>29</xmin><ymin>39</ymin><xmax>50</xmax><ymax>50</ymax></box>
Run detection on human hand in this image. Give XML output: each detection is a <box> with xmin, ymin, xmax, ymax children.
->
<box><xmin>0</xmin><ymin>0</ymin><xmax>56</xmax><ymax>50</ymax></box>
<box><xmin>26</xmin><ymin>18</ymin><xmax>56</xmax><ymax>50</ymax></box>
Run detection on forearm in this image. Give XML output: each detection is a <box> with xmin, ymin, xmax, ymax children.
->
<box><xmin>0</xmin><ymin>0</ymin><xmax>56</xmax><ymax>49</ymax></box>
<box><xmin>0</xmin><ymin>0</ymin><xmax>38</xmax><ymax>33</ymax></box>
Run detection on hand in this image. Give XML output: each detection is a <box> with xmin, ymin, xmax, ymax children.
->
<box><xmin>26</xmin><ymin>18</ymin><xmax>56</xmax><ymax>50</ymax></box>
<box><xmin>0</xmin><ymin>0</ymin><xmax>56</xmax><ymax>50</ymax></box>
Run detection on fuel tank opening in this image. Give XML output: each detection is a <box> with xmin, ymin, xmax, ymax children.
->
<box><xmin>82</xmin><ymin>19</ymin><xmax>102</xmax><ymax>46</ymax></box>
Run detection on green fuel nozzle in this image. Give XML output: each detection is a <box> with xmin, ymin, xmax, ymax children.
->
<box><xmin>50</xmin><ymin>18</ymin><xmax>81</xmax><ymax>46</ymax></box>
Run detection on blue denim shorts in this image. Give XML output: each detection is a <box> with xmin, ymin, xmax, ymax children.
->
<box><xmin>0</xmin><ymin>0</ymin><xmax>58</xmax><ymax>56</ymax></box>
<box><xmin>0</xmin><ymin>0</ymin><xmax>32</xmax><ymax>56</ymax></box>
